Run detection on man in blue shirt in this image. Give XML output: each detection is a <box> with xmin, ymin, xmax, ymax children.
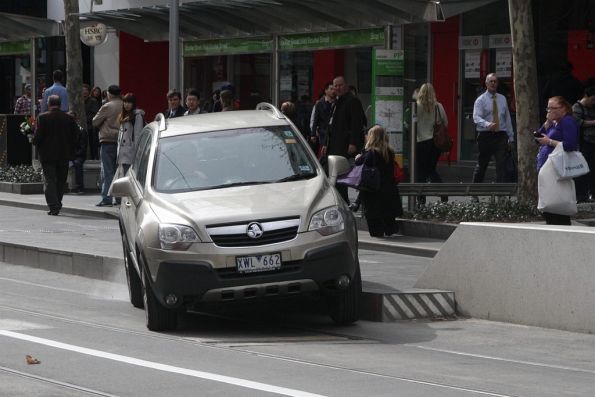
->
<box><xmin>472</xmin><ymin>73</ymin><xmax>515</xmax><ymax>186</ymax></box>
<box><xmin>40</xmin><ymin>70</ymin><xmax>69</xmax><ymax>113</ymax></box>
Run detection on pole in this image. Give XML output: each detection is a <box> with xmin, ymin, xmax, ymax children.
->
<box><xmin>30</xmin><ymin>37</ymin><xmax>39</xmax><ymax>170</ymax></box>
<box><xmin>272</xmin><ymin>35</ymin><xmax>279</xmax><ymax>107</ymax></box>
<box><xmin>408</xmin><ymin>101</ymin><xmax>417</xmax><ymax>211</ymax></box>
<box><xmin>168</xmin><ymin>0</ymin><xmax>180</xmax><ymax>90</ymax></box>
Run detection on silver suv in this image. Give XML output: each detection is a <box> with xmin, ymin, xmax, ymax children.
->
<box><xmin>111</xmin><ymin>104</ymin><xmax>360</xmax><ymax>331</ymax></box>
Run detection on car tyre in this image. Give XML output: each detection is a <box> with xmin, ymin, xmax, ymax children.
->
<box><xmin>121</xmin><ymin>235</ymin><xmax>143</xmax><ymax>309</ymax></box>
<box><xmin>327</xmin><ymin>263</ymin><xmax>361</xmax><ymax>325</ymax></box>
<box><xmin>141</xmin><ymin>265</ymin><xmax>178</xmax><ymax>332</ymax></box>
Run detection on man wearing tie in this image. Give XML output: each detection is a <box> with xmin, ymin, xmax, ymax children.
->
<box><xmin>164</xmin><ymin>89</ymin><xmax>186</xmax><ymax>118</ymax></box>
<box><xmin>472</xmin><ymin>73</ymin><xmax>515</xmax><ymax>186</ymax></box>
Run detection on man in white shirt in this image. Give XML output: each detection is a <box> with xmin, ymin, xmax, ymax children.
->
<box><xmin>472</xmin><ymin>73</ymin><xmax>515</xmax><ymax>185</ymax></box>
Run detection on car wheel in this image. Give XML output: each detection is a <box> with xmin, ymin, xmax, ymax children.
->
<box><xmin>121</xmin><ymin>235</ymin><xmax>143</xmax><ymax>309</ymax></box>
<box><xmin>327</xmin><ymin>263</ymin><xmax>361</xmax><ymax>325</ymax></box>
<box><xmin>141</xmin><ymin>265</ymin><xmax>178</xmax><ymax>332</ymax></box>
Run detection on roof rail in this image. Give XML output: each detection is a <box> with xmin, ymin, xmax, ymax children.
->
<box><xmin>154</xmin><ymin>113</ymin><xmax>167</xmax><ymax>132</ymax></box>
<box><xmin>255</xmin><ymin>102</ymin><xmax>284</xmax><ymax>119</ymax></box>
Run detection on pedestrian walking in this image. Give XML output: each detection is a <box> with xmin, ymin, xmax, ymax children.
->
<box><xmin>67</xmin><ymin>111</ymin><xmax>87</xmax><ymax>195</ymax></box>
<box><xmin>40</xmin><ymin>70</ymin><xmax>69</xmax><ymax>113</ymax></box>
<box><xmin>415</xmin><ymin>83</ymin><xmax>448</xmax><ymax>205</ymax></box>
<box><xmin>117</xmin><ymin>93</ymin><xmax>145</xmax><ymax>176</ymax></box>
<box><xmin>164</xmin><ymin>89</ymin><xmax>186</xmax><ymax>118</ymax></box>
<box><xmin>83</xmin><ymin>84</ymin><xmax>101</xmax><ymax>160</ymax></box>
<box><xmin>328</xmin><ymin>76</ymin><xmax>366</xmax><ymax>203</ymax></box>
<box><xmin>32</xmin><ymin>95</ymin><xmax>79</xmax><ymax>215</ymax></box>
<box><xmin>14</xmin><ymin>84</ymin><xmax>32</xmax><ymax>115</ymax></box>
<box><xmin>184</xmin><ymin>89</ymin><xmax>207</xmax><ymax>115</ymax></box>
<box><xmin>535</xmin><ymin>96</ymin><xmax>580</xmax><ymax>225</ymax></box>
<box><xmin>471</xmin><ymin>73</ymin><xmax>515</xmax><ymax>197</ymax></box>
<box><xmin>311</xmin><ymin>82</ymin><xmax>336</xmax><ymax>160</ymax></box>
<box><xmin>93</xmin><ymin>84</ymin><xmax>123</xmax><ymax>207</ymax></box>
<box><xmin>572</xmin><ymin>86</ymin><xmax>595</xmax><ymax>202</ymax></box>
<box><xmin>354</xmin><ymin>125</ymin><xmax>401</xmax><ymax>237</ymax></box>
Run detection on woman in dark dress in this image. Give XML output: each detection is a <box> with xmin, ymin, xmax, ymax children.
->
<box><xmin>354</xmin><ymin>125</ymin><xmax>402</xmax><ymax>237</ymax></box>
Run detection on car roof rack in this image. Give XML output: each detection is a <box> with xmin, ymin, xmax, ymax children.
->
<box><xmin>154</xmin><ymin>113</ymin><xmax>167</xmax><ymax>133</ymax></box>
<box><xmin>255</xmin><ymin>102</ymin><xmax>284</xmax><ymax>119</ymax></box>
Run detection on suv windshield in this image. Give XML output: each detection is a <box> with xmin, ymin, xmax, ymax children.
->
<box><xmin>154</xmin><ymin>126</ymin><xmax>318</xmax><ymax>192</ymax></box>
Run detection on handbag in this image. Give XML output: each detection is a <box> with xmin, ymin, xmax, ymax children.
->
<box><xmin>337</xmin><ymin>152</ymin><xmax>381</xmax><ymax>192</ymax></box>
<box><xmin>548</xmin><ymin>143</ymin><xmax>589</xmax><ymax>180</ymax></box>
<box><xmin>433</xmin><ymin>105</ymin><xmax>452</xmax><ymax>153</ymax></box>
<box><xmin>537</xmin><ymin>156</ymin><xmax>577</xmax><ymax>215</ymax></box>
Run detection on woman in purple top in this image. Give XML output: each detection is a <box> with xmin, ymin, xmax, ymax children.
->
<box><xmin>535</xmin><ymin>96</ymin><xmax>579</xmax><ymax>225</ymax></box>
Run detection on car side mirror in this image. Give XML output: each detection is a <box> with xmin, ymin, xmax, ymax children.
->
<box><xmin>327</xmin><ymin>155</ymin><xmax>351</xmax><ymax>184</ymax></box>
<box><xmin>110</xmin><ymin>175</ymin><xmax>137</xmax><ymax>199</ymax></box>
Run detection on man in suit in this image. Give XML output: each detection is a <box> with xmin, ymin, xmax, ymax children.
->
<box><xmin>93</xmin><ymin>84</ymin><xmax>123</xmax><ymax>206</ymax></box>
<box><xmin>32</xmin><ymin>95</ymin><xmax>79</xmax><ymax>215</ymax></box>
<box><xmin>164</xmin><ymin>89</ymin><xmax>186</xmax><ymax>118</ymax></box>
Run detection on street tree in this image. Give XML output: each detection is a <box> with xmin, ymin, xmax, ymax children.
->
<box><xmin>63</xmin><ymin>0</ymin><xmax>86</xmax><ymax>129</ymax></box>
<box><xmin>508</xmin><ymin>0</ymin><xmax>539</xmax><ymax>204</ymax></box>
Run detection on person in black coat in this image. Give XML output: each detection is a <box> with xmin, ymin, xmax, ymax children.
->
<box><xmin>164</xmin><ymin>89</ymin><xmax>186</xmax><ymax>118</ymax></box>
<box><xmin>32</xmin><ymin>95</ymin><xmax>79</xmax><ymax>215</ymax></box>
<box><xmin>354</xmin><ymin>125</ymin><xmax>402</xmax><ymax>237</ymax></box>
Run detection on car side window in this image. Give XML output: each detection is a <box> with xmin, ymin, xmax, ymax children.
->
<box><xmin>132</xmin><ymin>129</ymin><xmax>151</xmax><ymax>172</ymax></box>
<box><xmin>134</xmin><ymin>131</ymin><xmax>153</xmax><ymax>190</ymax></box>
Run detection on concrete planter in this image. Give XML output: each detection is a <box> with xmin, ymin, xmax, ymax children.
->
<box><xmin>0</xmin><ymin>181</ymin><xmax>44</xmax><ymax>194</ymax></box>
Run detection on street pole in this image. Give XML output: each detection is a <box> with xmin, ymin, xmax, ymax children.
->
<box><xmin>30</xmin><ymin>37</ymin><xmax>39</xmax><ymax>170</ymax></box>
<box><xmin>168</xmin><ymin>0</ymin><xmax>180</xmax><ymax>90</ymax></box>
<box><xmin>408</xmin><ymin>101</ymin><xmax>417</xmax><ymax>211</ymax></box>
<box><xmin>271</xmin><ymin>35</ymin><xmax>279</xmax><ymax>107</ymax></box>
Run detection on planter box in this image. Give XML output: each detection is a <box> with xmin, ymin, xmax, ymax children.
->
<box><xmin>0</xmin><ymin>181</ymin><xmax>44</xmax><ymax>194</ymax></box>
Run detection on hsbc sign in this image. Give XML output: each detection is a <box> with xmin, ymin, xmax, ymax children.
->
<box><xmin>80</xmin><ymin>23</ymin><xmax>107</xmax><ymax>47</ymax></box>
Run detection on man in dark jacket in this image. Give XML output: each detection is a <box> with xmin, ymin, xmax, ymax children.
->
<box><xmin>32</xmin><ymin>95</ymin><xmax>79</xmax><ymax>215</ymax></box>
<box><xmin>164</xmin><ymin>89</ymin><xmax>186</xmax><ymax>118</ymax></box>
<box><xmin>328</xmin><ymin>76</ymin><xmax>366</xmax><ymax>202</ymax></box>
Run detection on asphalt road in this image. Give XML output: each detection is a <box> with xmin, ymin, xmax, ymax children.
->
<box><xmin>1</xmin><ymin>260</ymin><xmax>595</xmax><ymax>397</ymax></box>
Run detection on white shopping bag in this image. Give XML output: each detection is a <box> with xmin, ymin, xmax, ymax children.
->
<box><xmin>548</xmin><ymin>144</ymin><xmax>589</xmax><ymax>180</ymax></box>
<box><xmin>538</xmin><ymin>156</ymin><xmax>577</xmax><ymax>215</ymax></box>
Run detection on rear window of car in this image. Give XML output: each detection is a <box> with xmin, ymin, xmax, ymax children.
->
<box><xmin>153</xmin><ymin>126</ymin><xmax>317</xmax><ymax>193</ymax></box>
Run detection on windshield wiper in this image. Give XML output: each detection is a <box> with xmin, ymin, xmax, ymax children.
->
<box><xmin>206</xmin><ymin>181</ymin><xmax>271</xmax><ymax>189</ymax></box>
<box><xmin>276</xmin><ymin>172</ymin><xmax>317</xmax><ymax>182</ymax></box>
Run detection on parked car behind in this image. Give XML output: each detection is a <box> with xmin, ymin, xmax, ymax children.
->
<box><xmin>111</xmin><ymin>103</ymin><xmax>361</xmax><ymax>331</ymax></box>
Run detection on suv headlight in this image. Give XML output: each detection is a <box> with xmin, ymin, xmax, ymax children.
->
<box><xmin>158</xmin><ymin>224</ymin><xmax>200</xmax><ymax>250</ymax></box>
<box><xmin>308</xmin><ymin>206</ymin><xmax>344</xmax><ymax>236</ymax></box>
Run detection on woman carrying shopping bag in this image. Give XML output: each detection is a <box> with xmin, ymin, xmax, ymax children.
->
<box><xmin>353</xmin><ymin>125</ymin><xmax>402</xmax><ymax>237</ymax></box>
<box><xmin>535</xmin><ymin>96</ymin><xmax>580</xmax><ymax>225</ymax></box>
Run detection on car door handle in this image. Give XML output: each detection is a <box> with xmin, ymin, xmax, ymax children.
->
<box><xmin>125</xmin><ymin>200</ymin><xmax>132</xmax><ymax>207</ymax></box>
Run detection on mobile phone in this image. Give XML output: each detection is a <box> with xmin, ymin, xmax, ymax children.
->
<box><xmin>533</xmin><ymin>131</ymin><xmax>544</xmax><ymax>138</ymax></box>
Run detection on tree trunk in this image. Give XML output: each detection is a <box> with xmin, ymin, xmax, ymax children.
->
<box><xmin>63</xmin><ymin>0</ymin><xmax>86</xmax><ymax>130</ymax></box>
<box><xmin>508</xmin><ymin>0</ymin><xmax>540</xmax><ymax>204</ymax></box>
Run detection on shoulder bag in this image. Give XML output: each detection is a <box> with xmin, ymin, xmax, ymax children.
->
<box><xmin>433</xmin><ymin>104</ymin><xmax>453</xmax><ymax>153</ymax></box>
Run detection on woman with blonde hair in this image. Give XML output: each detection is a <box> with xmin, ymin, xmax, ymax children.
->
<box><xmin>353</xmin><ymin>125</ymin><xmax>402</xmax><ymax>237</ymax></box>
<box><xmin>415</xmin><ymin>82</ymin><xmax>448</xmax><ymax>205</ymax></box>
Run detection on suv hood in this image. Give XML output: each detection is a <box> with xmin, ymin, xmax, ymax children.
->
<box><xmin>149</xmin><ymin>176</ymin><xmax>337</xmax><ymax>229</ymax></box>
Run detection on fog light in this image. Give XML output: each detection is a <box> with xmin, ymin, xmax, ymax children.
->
<box><xmin>164</xmin><ymin>294</ymin><xmax>178</xmax><ymax>306</ymax></box>
<box><xmin>336</xmin><ymin>275</ymin><xmax>351</xmax><ymax>289</ymax></box>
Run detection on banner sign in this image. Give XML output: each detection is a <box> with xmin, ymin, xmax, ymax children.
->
<box><xmin>184</xmin><ymin>37</ymin><xmax>273</xmax><ymax>56</ymax></box>
<box><xmin>0</xmin><ymin>41</ymin><xmax>30</xmax><ymax>55</ymax></box>
<box><xmin>279</xmin><ymin>28</ymin><xmax>385</xmax><ymax>51</ymax></box>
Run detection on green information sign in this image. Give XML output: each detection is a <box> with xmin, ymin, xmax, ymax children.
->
<box><xmin>184</xmin><ymin>37</ymin><xmax>272</xmax><ymax>56</ymax></box>
<box><xmin>372</xmin><ymin>48</ymin><xmax>405</xmax><ymax>148</ymax></box>
<box><xmin>0</xmin><ymin>41</ymin><xmax>31</xmax><ymax>56</ymax></box>
<box><xmin>279</xmin><ymin>28</ymin><xmax>385</xmax><ymax>51</ymax></box>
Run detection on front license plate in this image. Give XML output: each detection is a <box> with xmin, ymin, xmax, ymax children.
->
<box><xmin>236</xmin><ymin>253</ymin><xmax>282</xmax><ymax>274</ymax></box>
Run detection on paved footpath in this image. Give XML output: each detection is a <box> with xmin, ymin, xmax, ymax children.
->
<box><xmin>0</xmin><ymin>191</ymin><xmax>448</xmax><ymax>321</ymax></box>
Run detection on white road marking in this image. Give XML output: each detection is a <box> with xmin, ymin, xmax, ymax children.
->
<box><xmin>0</xmin><ymin>319</ymin><xmax>50</xmax><ymax>331</ymax></box>
<box><xmin>0</xmin><ymin>330</ymin><xmax>325</xmax><ymax>397</ymax></box>
<box><xmin>415</xmin><ymin>345</ymin><xmax>595</xmax><ymax>375</ymax></box>
<box><xmin>358</xmin><ymin>259</ymin><xmax>381</xmax><ymax>264</ymax></box>
<box><xmin>0</xmin><ymin>277</ymin><xmax>89</xmax><ymax>295</ymax></box>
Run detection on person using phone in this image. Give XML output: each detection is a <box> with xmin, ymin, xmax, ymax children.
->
<box><xmin>535</xmin><ymin>96</ymin><xmax>579</xmax><ymax>225</ymax></box>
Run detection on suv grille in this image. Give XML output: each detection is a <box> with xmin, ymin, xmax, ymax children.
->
<box><xmin>207</xmin><ymin>217</ymin><xmax>300</xmax><ymax>247</ymax></box>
